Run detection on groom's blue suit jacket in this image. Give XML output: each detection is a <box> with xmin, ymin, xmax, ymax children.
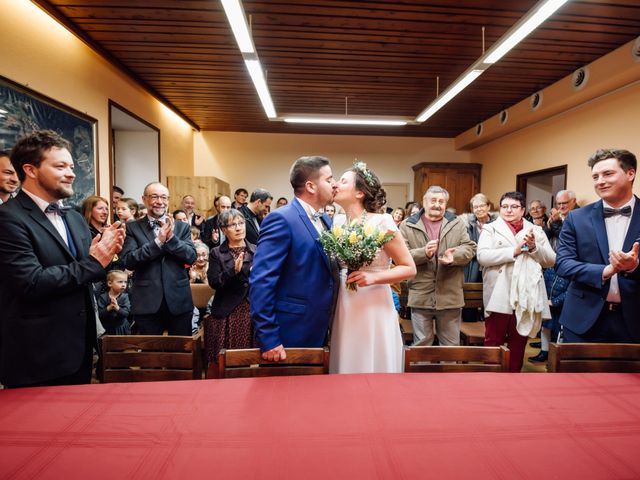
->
<box><xmin>250</xmin><ymin>198</ymin><xmax>337</xmax><ymax>351</ymax></box>
<box><xmin>556</xmin><ymin>197</ymin><xmax>640</xmax><ymax>340</ymax></box>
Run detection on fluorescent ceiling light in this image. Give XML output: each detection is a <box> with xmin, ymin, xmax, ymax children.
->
<box><xmin>416</xmin><ymin>69</ymin><xmax>484</xmax><ymax>123</ymax></box>
<box><xmin>283</xmin><ymin>116</ymin><xmax>408</xmax><ymax>126</ymax></box>
<box><xmin>244</xmin><ymin>59</ymin><xmax>276</xmax><ymax>118</ymax></box>
<box><xmin>221</xmin><ymin>0</ymin><xmax>255</xmax><ymax>53</ymax></box>
<box><xmin>483</xmin><ymin>0</ymin><xmax>569</xmax><ymax>64</ymax></box>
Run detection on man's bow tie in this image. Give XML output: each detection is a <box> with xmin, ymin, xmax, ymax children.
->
<box><xmin>311</xmin><ymin>212</ymin><xmax>323</xmax><ymax>221</ymax></box>
<box><xmin>603</xmin><ymin>206</ymin><xmax>632</xmax><ymax>218</ymax></box>
<box><xmin>44</xmin><ymin>203</ymin><xmax>71</xmax><ymax>217</ymax></box>
<box><xmin>149</xmin><ymin>219</ymin><xmax>163</xmax><ymax>229</ymax></box>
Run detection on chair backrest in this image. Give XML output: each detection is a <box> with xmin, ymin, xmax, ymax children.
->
<box><xmin>463</xmin><ymin>282</ymin><xmax>483</xmax><ymax>309</ymax></box>
<box><xmin>548</xmin><ymin>343</ymin><xmax>640</xmax><ymax>372</ymax></box>
<box><xmin>191</xmin><ymin>283</ymin><xmax>215</xmax><ymax>309</ymax></box>
<box><xmin>218</xmin><ymin>348</ymin><xmax>329</xmax><ymax>378</ymax></box>
<box><xmin>404</xmin><ymin>345</ymin><xmax>509</xmax><ymax>372</ymax></box>
<box><xmin>100</xmin><ymin>335</ymin><xmax>202</xmax><ymax>383</ymax></box>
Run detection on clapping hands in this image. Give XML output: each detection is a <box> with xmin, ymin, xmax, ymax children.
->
<box><xmin>90</xmin><ymin>221</ymin><xmax>126</xmax><ymax>267</ymax></box>
<box><xmin>438</xmin><ymin>247</ymin><xmax>456</xmax><ymax>265</ymax></box>
<box><xmin>425</xmin><ymin>239</ymin><xmax>439</xmax><ymax>259</ymax></box>
<box><xmin>156</xmin><ymin>216</ymin><xmax>175</xmax><ymax>244</ymax></box>
<box><xmin>609</xmin><ymin>242</ymin><xmax>640</xmax><ymax>273</ymax></box>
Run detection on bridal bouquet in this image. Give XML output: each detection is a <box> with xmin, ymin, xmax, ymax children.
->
<box><xmin>319</xmin><ymin>215</ymin><xmax>395</xmax><ymax>291</ymax></box>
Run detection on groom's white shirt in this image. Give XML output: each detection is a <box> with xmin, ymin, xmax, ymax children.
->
<box><xmin>296</xmin><ymin>197</ymin><xmax>325</xmax><ymax>233</ymax></box>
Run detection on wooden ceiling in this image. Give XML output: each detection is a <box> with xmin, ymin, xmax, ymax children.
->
<box><xmin>34</xmin><ymin>1</ymin><xmax>640</xmax><ymax>137</ymax></box>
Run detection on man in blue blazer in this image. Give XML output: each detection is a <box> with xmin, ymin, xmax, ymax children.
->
<box><xmin>120</xmin><ymin>182</ymin><xmax>197</xmax><ymax>336</ymax></box>
<box><xmin>556</xmin><ymin>149</ymin><xmax>640</xmax><ymax>343</ymax></box>
<box><xmin>250</xmin><ymin>156</ymin><xmax>338</xmax><ymax>361</ymax></box>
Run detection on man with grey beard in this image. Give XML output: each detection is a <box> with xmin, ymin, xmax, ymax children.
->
<box><xmin>400</xmin><ymin>186</ymin><xmax>476</xmax><ymax>346</ymax></box>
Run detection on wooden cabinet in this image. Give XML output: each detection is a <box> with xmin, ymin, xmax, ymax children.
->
<box><xmin>412</xmin><ymin>162</ymin><xmax>482</xmax><ymax>214</ymax></box>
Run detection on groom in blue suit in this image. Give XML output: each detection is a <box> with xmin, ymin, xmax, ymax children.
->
<box><xmin>556</xmin><ymin>149</ymin><xmax>640</xmax><ymax>343</ymax></box>
<box><xmin>250</xmin><ymin>156</ymin><xmax>338</xmax><ymax>361</ymax></box>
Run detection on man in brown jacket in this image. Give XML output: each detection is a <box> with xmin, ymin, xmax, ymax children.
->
<box><xmin>399</xmin><ymin>186</ymin><xmax>476</xmax><ymax>345</ymax></box>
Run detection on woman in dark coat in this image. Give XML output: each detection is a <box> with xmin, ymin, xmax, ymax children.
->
<box><xmin>205</xmin><ymin>209</ymin><xmax>256</xmax><ymax>370</ymax></box>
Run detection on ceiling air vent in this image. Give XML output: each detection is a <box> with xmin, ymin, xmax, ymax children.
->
<box><xmin>530</xmin><ymin>91</ymin><xmax>542</xmax><ymax>111</ymax></box>
<box><xmin>499</xmin><ymin>110</ymin><xmax>508</xmax><ymax>125</ymax></box>
<box><xmin>571</xmin><ymin>67</ymin><xmax>589</xmax><ymax>90</ymax></box>
<box><xmin>475</xmin><ymin>123</ymin><xmax>483</xmax><ymax>136</ymax></box>
<box><xmin>633</xmin><ymin>36</ymin><xmax>640</xmax><ymax>62</ymax></box>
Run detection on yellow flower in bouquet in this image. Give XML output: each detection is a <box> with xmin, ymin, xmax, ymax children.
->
<box><xmin>363</xmin><ymin>223</ymin><xmax>375</xmax><ymax>237</ymax></box>
<box><xmin>319</xmin><ymin>213</ymin><xmax>395</xmax><ymax>291</ymax></box>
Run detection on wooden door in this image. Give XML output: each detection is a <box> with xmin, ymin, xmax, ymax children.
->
<box><xmin>413</xmin><ymin>163</ymin><xmax>482</xmax><ymax>214</ymax></box>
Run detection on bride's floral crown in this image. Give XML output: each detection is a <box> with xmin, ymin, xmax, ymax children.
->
<box><xmin>353</xmin><ymin>161</ymin><xmax>375</xmax><ymax>187</ymax></box>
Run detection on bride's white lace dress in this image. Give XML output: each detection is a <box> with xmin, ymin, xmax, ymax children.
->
<box><xmin>329</xmin><ymin>213</ymin><xmax>404</xmax><ymax>374</ymax></box>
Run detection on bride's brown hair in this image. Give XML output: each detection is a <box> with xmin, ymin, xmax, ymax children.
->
<box><xmin>349</xmin><ymin>163</ymin><xmax>386</xmax><ymax>213</ymax></box>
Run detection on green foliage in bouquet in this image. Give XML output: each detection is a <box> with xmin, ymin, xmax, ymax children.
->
<box><xmin>319</xmin><ymin>214</ymin><xmax>395</xmax><ymax>291</ymax></box>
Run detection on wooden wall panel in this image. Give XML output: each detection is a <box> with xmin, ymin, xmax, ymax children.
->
<box><xmin>167</xmin><ymin>176</ymin><xmax>231</xmax><ymax>218</ymax></box>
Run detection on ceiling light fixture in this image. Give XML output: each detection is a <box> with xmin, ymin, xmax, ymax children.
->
<box><xmin>222</xmin><ymin>0</ymin><xmax>569</xmax><ymax>127</ymax></box>
<box><xmin>483</xmin><ymin>0</ymin><xmax>569</xmax><ymax>64</ymax></box>
<box><xmin>220</xmin><ymin>0</ymin><xmax>255</xmax><ymax>53</ymax></box>
<box><xmin>416</xmin><ymin>69</ymin><xmax>484</xmax><ymax>123</ymax></box>
<box><xmin>415</xmin><ymin>0</ymin><xmax>569</xmax><ymax>124</ymax></box>
<box><xmin>245</xmin><ymin>59</ymin><xmax>276</xmax><ymax>118</ymax></box>
<box><xmin>283</xmin><ymin>116</ymin><xmax>409</xmax><ymax>126</ymax></box>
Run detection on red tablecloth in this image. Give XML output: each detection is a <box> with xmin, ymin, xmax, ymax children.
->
<box><xmin>1</xmin><ymin>373</ymin><xmax>640</xmax><ymax>479</ymax></box>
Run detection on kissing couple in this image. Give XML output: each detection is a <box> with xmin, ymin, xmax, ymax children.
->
<box><xmin>250</xmin><ymin>156</ymin><xmax>416</xmax><ymax>373</ymax></box>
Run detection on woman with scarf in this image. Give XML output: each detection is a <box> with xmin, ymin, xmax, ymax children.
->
<box><xmin>477</xmin><ymin>191</ymin><xmax>555</xmax><ymax>372</ymax></box>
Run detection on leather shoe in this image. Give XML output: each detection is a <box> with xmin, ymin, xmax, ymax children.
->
<box><xmin>529</xmin><ymin>341</ymin><xmax>541</xmax><ymax>349</ymax></box>
<box><xmin>528</xmin><ymin>351</ymin><xmax>548</xmax><ymax>363</ymax></box>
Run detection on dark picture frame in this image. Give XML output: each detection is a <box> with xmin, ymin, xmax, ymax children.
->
<box><xmin>0</xmin><ymin>75</ymin><xmax>98</xmax><ymax>206</ymax></box>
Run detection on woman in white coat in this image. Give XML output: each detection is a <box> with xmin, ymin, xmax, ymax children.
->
<box><xmin>477</xmin><ymin>192</ymin><xmax>555</xmax><ymax>372</ymax></box>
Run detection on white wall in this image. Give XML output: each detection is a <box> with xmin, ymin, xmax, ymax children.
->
<box><xmin>114</xmin><ymin>131</ymin><xmax>159</xmax><ymax>201</ymax></box>
<box><xmin>194</xmin><ymin>131</ymin><xmax>470</xmax><ymax>203</ymax></box>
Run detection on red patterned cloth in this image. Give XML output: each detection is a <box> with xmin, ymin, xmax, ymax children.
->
<box><xmin>1</xmin><ymin>374</ymin><xmax>640</xmax><ymax>478</ymax></box>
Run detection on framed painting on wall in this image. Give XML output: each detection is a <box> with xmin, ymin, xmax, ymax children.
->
<box><xmin>0</xmin><ymin>75</ymin><xmax>97</xmax><ymax>206</ymax></box>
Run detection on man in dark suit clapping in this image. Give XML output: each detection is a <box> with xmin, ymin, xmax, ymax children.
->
<box><xmin>0</xmin><ymin>130</ymin><xmax>125</xmax><ymax>388</ymax></box>
<box><xmin>120</xmin><ymin>182</ymin><xmax>197</xmax><ymax>335</ymax></box>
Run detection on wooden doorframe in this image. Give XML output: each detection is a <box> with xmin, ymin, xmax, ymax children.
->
<box><xmin>516</xmin><ymin>165</ymin><xmax>567</xmax><ymax>196</ymax></box>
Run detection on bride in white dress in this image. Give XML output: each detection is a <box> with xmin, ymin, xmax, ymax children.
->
<box><xmin>329</xmin><ymin>164</ymin><xmax>416</xmax><ymax>374</ymax></box>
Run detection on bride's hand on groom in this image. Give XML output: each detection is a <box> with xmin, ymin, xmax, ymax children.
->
<box><xmin>346</xmin><ymin>270</ymin><xmax>378</xmax><ymax>288</ymax></box>
<box><xmin>262</xmin><ymin>345</ymin><xmax>287</xmax><ymax>362</ymax></box>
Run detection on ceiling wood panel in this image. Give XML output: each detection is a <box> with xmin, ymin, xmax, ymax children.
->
<box><xmin>33</xmin><ymin>0</ymin><xmax>640</xmax><ymax>136</ymax></box>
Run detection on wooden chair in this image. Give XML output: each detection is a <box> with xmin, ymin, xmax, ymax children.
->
<box><xmin>191</xmin><ymin>283</ymin><xmax>215</xmax><ymax>309</ymax></box>
<box><xmin>460</xmin><ymin>282</ymin><xmax>485</xmax><ymax>345</ymax></box>
<box><xmin>399</xmin><ymin>316</ymin><xmax>414</xmax><ymax>345</ymax></box>
<box><xmin>459</xmin><ymin>321</ymin><xmax>486</xmax><ymax>346</ymax></box>
<box><xmin>462</xmin><ymin>282</ymin><xmax>483</xmax><ymax>309</ymax></box>
<box><xmin>404</xmin><ymin>345</ymin><xmax>509</xmax><ymax>372</ymax></box>
<box><xmin>100</xmin><ymin>335</ymin><xmax>202</xmax><ymax>383</ymax></box>
<box><xmin>548</xmin><ymin>343</ymin><xmax>640</xmax><ymax>373</ymax></box>
<box><xmin>217</xmin><ymin>348</ymin><xmax>329</xmax><ymax>378</ymax></box>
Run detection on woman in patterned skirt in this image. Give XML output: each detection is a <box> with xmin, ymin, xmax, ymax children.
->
<box><xmin>205</xmin><ymin>209</ymin><xmax>256</xmax><ymax>374</ymax></box>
